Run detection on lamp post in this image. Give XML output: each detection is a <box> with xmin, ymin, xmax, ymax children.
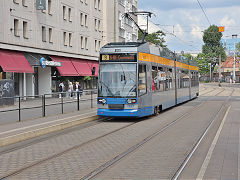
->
<box><xmin>232</xmin><ymin>34</ymin><xmax>237</xmax><ymax>83</ymax></box>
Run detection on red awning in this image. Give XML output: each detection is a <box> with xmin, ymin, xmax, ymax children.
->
<box><xmin>0</xmin><ymin>49</ymin><xmax>34</xmax><ymax>73</ymax></box>
<box><xmin>71</xmin><ymin>59</ymin><xmax>99</xmax><ymax>76</ymax></box>
<box><xmin>51</xmin><ymin>56</ymin><xmax>79</xmax><ymax>76</ymax></box>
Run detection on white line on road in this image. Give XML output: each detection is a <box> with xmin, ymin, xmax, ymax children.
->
<box><xmin>0</xmin><ymin>111</ymin><xmax>96</xmax><ymax>136</ymax></box>
<box><xmin>196</xmin><ymin>105</ymin><xmax>231</xmax><ymax>180</ymax></box>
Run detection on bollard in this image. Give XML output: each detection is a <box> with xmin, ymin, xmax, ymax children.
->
<box><xmin>61</xmin><ymin>95</ymin><xmax>64</xmax><ymax>114</ymax></box>
<box><xmin>77</xmin><ymin>91</ymin><xmax>80</xmax><ymax>111</ymax></box>
<box><xmin>18</xmin><ymin>96</ymin><xmax>21</xmax><ymax>122</ymax></box>
<box><xmin>91</xmin><ymin>90</ymin><xmax>93</xmax><ymax>108</ymax></box>
<box><xmin>42</xmin><ymin>95</ymin><xmax>46</xmax><ymax>117</ymax></box>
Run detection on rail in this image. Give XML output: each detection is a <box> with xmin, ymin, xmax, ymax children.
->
<box><xmin>0</xmin><ymin>89</ymin><xmax>98</xmax><ymax>123</ymax></box>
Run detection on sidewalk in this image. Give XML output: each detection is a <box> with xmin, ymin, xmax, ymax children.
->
<box><xmin>0</xmin><ymin>106</ymin><xmax>98</xmax><ymax>147</ymax></box>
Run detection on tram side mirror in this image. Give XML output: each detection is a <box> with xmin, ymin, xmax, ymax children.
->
<box><xmin>92</xmin><ymin>67</ymin><xmax>96</xmax><ymax>76</ymax></box>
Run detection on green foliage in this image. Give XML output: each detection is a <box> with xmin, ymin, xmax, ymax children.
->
<box><xmin>83</xmin><ymin>76</ymin><xmax>91</xmax><ymax>81</ymax></box>
<box><xmin>196</xmin><ymin>25</ymin><xmax>226</xmax><ymax>76</ymax></box>
<box><xmin>138</xmin><ymin>30</ymin><xmax>167</xmax><ymax>47</ymax></box>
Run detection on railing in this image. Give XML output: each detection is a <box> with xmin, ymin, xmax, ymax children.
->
<box><xmin>0</xmin><ymin>89</ymin><xmax>97</xmax><ymax>124</ymax></box>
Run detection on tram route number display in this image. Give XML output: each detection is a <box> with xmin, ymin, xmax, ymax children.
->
<box><xmin>100</xmin><ymin>54</ymin><xmax>137</xmax><ymax>62</ymax></box>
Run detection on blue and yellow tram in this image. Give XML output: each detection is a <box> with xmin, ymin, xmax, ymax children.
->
<box><xmin>97</xmin><ymin>42</ymin><xmax>199</xmax><ymax>117</ymax></box>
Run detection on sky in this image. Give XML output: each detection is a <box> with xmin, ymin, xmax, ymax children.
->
<box><xmin>137</xmin><ymin>0</ymin><xmax>240</xmax><ymax>53</ymax></box>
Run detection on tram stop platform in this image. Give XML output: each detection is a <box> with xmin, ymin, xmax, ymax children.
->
<box><xmin>0</xmin><ymin>108</ymin><xmax>97</xmax><ymax>148</ymax></box>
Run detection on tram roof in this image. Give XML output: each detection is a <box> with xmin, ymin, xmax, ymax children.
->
<box><xmin>102</xmin><ymin>42</ymin><xmax>146</xmax><ymax>48</ymax></box>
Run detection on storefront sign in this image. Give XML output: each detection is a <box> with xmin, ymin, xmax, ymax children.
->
<box><xmin>36</xmin><ymin>0</ymin><xmax>46</xmax><ymax>10</ymax></box>
<box><xmin>40</xmin><ymin>57</ymin><xmax>62</xmax><ymax>68</ymax></box>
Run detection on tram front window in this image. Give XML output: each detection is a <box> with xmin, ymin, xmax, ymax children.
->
<box><xmin>98</xmin><ymin>64</ymin><xmax>137</xmax><ymax>97</ymax></box>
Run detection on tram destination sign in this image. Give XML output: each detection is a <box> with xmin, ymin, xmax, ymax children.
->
<box><xmin>100</xmin><ymin>54</ymin><xmax>137</xmax><ymax>62</ymax></box>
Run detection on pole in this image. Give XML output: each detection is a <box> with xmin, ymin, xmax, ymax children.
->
<box><xmin>208</xmin><ymin>63</ymin><xmax>211</xmax><ymax>82</ymax></box>
<box><xmin>233</xmin><ymin>41</ymin><xmax>236</xmax><ymax>83</ymax></box>
<box><xmin>219</xmin><ymin>54</ymin><xmax>221</xmax><ymax>82</ymax></box>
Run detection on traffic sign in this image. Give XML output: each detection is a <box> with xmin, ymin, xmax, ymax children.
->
<box><xmin>219</xmin><ymin>26</ymin><xmax>224</xmax><ymax>32</ymax></box>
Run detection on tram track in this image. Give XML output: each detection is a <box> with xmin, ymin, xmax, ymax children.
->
<box><xmin>0</xmin><ymin>117</ymin><xmax>140</xmax><ymax>179</ymax></box>
<box><xmin>1</xmin><ymin>88</ymin><xmax>232</xmax><ymax>180</ymax></box>
<box><xmin>171</xmin><ymin>88</ymin><xmax>234</xmax><ymax>179</ymax></box>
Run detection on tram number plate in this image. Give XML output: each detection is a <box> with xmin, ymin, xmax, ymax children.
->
<box><xmin>102</xmin><ymin>55</ymin><xmax>110</xmax><ymax>61</ymax></box>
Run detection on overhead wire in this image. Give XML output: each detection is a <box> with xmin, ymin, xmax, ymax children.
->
<box><xmin>196</xmin><ymin>0</ymin><xmax>211</xmax><ymax>26</ymax></box>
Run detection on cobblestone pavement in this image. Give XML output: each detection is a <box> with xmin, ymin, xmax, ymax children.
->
<box><xmin>0</xmin><ymin>83</ymin><xmax>239</xmax><ymax>179</ymax></box>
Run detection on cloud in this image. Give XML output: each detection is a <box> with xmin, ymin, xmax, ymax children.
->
<box><xmin>174</xmin><ymin>24</ymin><xmax>184</xmax><ymax>37</ymax></box>
<box><xmin>191</xmin><ymin>25</ymin><xmax>202</xmax><ymax>39</ymax></box>
<box><xmin>220</xmin><ymin>16</ymin><xmax>236</xmax><ymax>27</ymax></box>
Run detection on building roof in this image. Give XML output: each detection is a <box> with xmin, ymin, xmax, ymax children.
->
<box><xmin>221</xmin><ymin>56</ymin><xmax>239</xmax><ymax>68</ymax></box>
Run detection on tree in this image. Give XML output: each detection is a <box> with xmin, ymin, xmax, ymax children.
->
<box><xmin>196</xmin><ymin>25</ymin><xmax>226</xmax><ymax>79</ymax></box>
<box><xmin>138</xmin><ymin>30</ymin><xmax>167</xmax><ymax>47</ymax></box>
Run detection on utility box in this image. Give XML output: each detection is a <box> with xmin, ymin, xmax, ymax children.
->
<box><xmin>0</xmin><ymin>80</ymin><xmax>14</xmax><ymax>106</ymax></box>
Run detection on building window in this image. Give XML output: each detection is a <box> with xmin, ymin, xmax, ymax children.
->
<box><xmin>94</xmin><ymin>19</ymin><xmax>97</xmax><ymax>31</ymax></box>
<box><xmin>22</xmin><ymin>0</ymin><xmax>27</xmax><ymax>7</ymax></box>
<box><xmin>68</xmin><ymin>8</ymin><xmax>72</xmax><ymax>22</ymax></box>
<box><xmin>85</xmin><ymin>15</ymin><xmax>88</xmax><ymax>27</ymax></box>
<box><xmin>63</xmin><ymin>6</ymin><xmax>66</xmax><ymax>20</ymax></box>
<box><xmin>81</xmin><ymin>36</ymin><xmax>84</xmax><ymax>49</ymax></box>
<box><xmin>48</xmin><ymin>0</ymin><xmax>52</xmax><ymax>15</ymax></box>
<box><xmin>85</xmin><ymin>37</ymin><xmax>88</xmax><ymax>50</ymax></box>
<box><xmin>69</xmin><ymin>33</ymin><xmax>72</xmax><ymax>47</ymax></box>
<box><xmin>13</xmin><ymin>0</ymin><xmax>19</xmax><ymax>4</ymax></box>
<box><xmin>95</xmin><ymin>40</ymin><xmax>97</xmax><ymax>51</ymax></box>
<box><xmin>23</xmin><ymin>21</ymin><xmax>28</xmax><ymax>38</ymax></box>
<box><xmin>94</xmin><ymin>0</ymin><xmax>97</xmax><ymax>9</ymax></box>
<box><xmin>98</xmin><ymin>20</ymin><xmax>101</xmax><ymax>31</ymax></box>
<box><xmin>98</xmin><ymin>41</ymin><xmax>101</xmax><ymax>51</ymax></box>
<box><xmin>98</xmin><ymin>0</ymin><xmax>101</xmax><ymax>10</ymax></box>
<box><xmin>42</xmin><ymin>26</ymin><xmax>46</xmax><ymax>42</ymax></box>
<box><xmin>85</xmin><ymin>0</ymin><xmax>87</xmax><ymax>5</ymax></box>
<box><xmin>49</xmin><ymin>28</ymin><xmax>53</xmax><ymax>43</ymax></box>
<box><xmin>14</xmin><ymin>19</ymin><xmax>20</xmax><ymax>37</ymax></box>
<box><xmin>80</xmin><ymin>13</ymin><xmax>83</xmax><ymax>26</ymax></box>
<box><xmin>63</xmin><ymin>32</ymin><xmax>67</xmax><ymax>46</ymax></box>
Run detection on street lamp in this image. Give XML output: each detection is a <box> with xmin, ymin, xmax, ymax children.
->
<box><xmin>232</xmin><ymin>34</ymin><xmax>237</xmax><ymax>83</ymax></box>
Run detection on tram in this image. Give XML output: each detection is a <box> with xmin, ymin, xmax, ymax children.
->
<box><xmin>97</xmin><ymin>42</ymin><xmax>199</xmax><ymax>117</ymax></box>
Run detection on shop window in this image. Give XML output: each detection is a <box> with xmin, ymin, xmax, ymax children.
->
<box><xmin>42</xmin><ymin>26</ymin><xmax>46</xmax><ymax>42</ymax></box>
<box><xmin>23</xmin><ymin>21</ymin><xmax>28</xmax><ymax>39</ymax></box>
<box><xmin>63</xmin><ymin>32</ymin><xmax>67</xmax><ymax>46</ymax></box>
<box><xmin>49</xmin><ymin>28</ymin><xmax>53</xmax><ymax>43</ymax></box>
<box><xmin>14</xmin><ymin>19</ymin><xmax>20</xmax><ymax>37</ymax></box>
<box><xmin>138</xmin><ymin>64</ymin><xmax>147</xmax><ymax>96</ymax></box>
<box><xmin>63</xmin><ymin>6</ymin><xmax>67</xmax><ymax>20</ymax></box>
<box><xmin>48</xmin><ymin>0</ymin><xmax>52</xmax><ymax>15</ymax></box>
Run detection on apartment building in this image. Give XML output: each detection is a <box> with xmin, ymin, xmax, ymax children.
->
<box><xmin>0</xmin><ymin>0</ymin><xmax>103</xmax><ymax>96</ymax></box>
<box><xmin>103</xmin><ymin>0</ymin><xmax>138</xmax><ymax>44</ymax></box>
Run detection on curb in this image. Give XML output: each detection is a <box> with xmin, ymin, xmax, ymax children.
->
<box><xmin>0</xmin><ymin>115</ymin><xmax>98</xmax><ymax>148</ymax></box>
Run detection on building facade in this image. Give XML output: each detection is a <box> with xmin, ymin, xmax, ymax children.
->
<box><xmin>0</xmin><ymin>0</ymin><xmax>103</xmax><ymax>97</ymax></box>
<box><xmin>102</xmin><ymin>0</ymin><xmax>138</xmax><ymax>44</ymax></box>
<box><xmin>0</xmin><ymin>0</ymin><xmax>138</xmax><ymax>98</ymax></box>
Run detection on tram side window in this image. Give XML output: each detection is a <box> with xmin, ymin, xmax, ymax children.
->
<box><xmin>157</xmin><ymin>66</ymin><xmax>167</xmax><ymax>92</ymax></box>
<box><xmin>138</xmin><ymin>64</ymin><xmax>147</xmax><ymax>96</ymax></box>
<box><xmin>183</xmin><ymin>70</ymin><xmax>190</xmax><ymax>88</ymax></box>
<box><xmin>168</xmin><ymin>68</ymin><xmax>173</xmax><ymax>89</ymax></box>
<box><xmin>152</xmin><ymin>66</ymin><xmax>157</xmax><ymax>92</ymax></box>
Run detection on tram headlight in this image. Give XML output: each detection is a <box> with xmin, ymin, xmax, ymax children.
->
<box><xmin>127</xmin><ymin>99</ymin><xmax>137</xmax><ymax>104</ymax></box>
<box><xmin>98</xmin><ymin>98</ymin><xmax>106</xmax><ymax>104</ymax></box>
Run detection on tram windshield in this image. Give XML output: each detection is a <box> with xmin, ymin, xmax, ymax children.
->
<box><xmin>98</xmin><ymin>63</ymin><xmax>137</xmax><ymax>97</ymax></box>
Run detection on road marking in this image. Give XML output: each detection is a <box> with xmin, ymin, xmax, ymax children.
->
<box><xmin>0</xmin><ymin>111</ymin><xmax>96</xmax><ymax>136</ymax></box>
<box><xmin>196</xmin><ymin>105</ymin><xmax>231</xmax><ymax>180</ymax></box>
<box><xmin>239</xmin><ymin>128</ymin><xmax>240</xmax><ymax>180</ymax></box>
